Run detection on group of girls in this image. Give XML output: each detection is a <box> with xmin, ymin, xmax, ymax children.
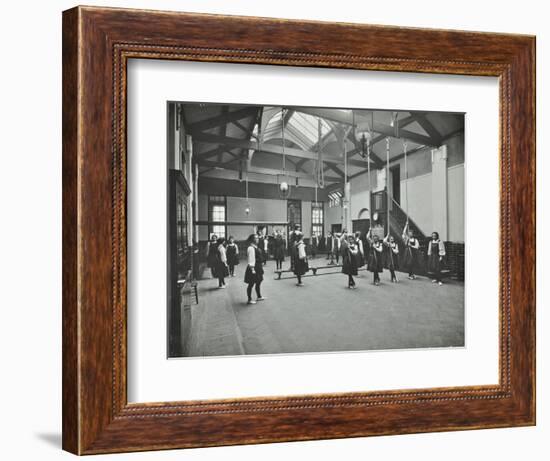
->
<box><xmin>206</xmin><ymin>225</ymin><xmax>447</xmax><ymax>303</ymax></box>
<box><xmin>341</xmin><ymin>224</ymin><xmax>447</xmax><ymax>289</ymax></box>
<box><xmin>205</xmin><ymin>234</ymin><xmax>240</xmax><ymax>289</ymax></box>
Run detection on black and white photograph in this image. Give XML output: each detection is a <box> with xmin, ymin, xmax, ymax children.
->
<box><xmin>167</xmin><ymin>103</ymin><xmax>465</xmax><ymax>358</ymax></box>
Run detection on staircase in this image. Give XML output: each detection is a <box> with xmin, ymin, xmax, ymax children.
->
<box><xmin>371</xmin><ymin>190</ymin><xmax>430</xmax><ymax>276</ymax></box>
<box><xmin>388</xmin><ymin>197</ymin><xmax>427</xmax><ymax>243</ymax></box>
<box><xmin>371</xmin><ymin>190</ymin><xmax>426</xmax><ymax>242</ymax></box>
<box><xmin>369</xmin><ymin>190</ymin><xmax>462</xmax><ymax>280</ymax></box>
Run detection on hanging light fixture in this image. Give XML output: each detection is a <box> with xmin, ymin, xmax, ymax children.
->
<box><xmin>354</xmin><ymin>111</ymin><xmax>373</xmax><ymax>160</ymax></box>
<box><xmin>354</xmin><ymin>111</ymin><xmax>374</xmax><ymax>225</ymax></box>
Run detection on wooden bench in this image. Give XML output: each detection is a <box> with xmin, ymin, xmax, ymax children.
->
<box><xmin>426</xmin><ymin>268</ymin><xmax>453</xmax><ymax>280</ymax></box>
<box><xmin>275</xmin><ymin>265</ymin><xmax>368</xmax><ymax>279</ymax></box>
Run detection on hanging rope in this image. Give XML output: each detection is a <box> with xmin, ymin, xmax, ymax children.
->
<box><xmin>281</xmin><ymin>108</ymin><xmax>286</xmax><ymax>175</ymax></box>
<box><xmin>368</xmin><ymin>112</ymin><xmax>373</xmax><ymax>225</ymax></box>
<box><xmin>318</xmin><ymin>117</ymin><xmax>325</xmax><ymax>189</ymax></box>
<box><xmin>403</xmin><ymin>140</ymin><xmax>408</xmax><ymax>226</ymax></box>
<box><xmin>386</xmin><ymin>137</ymin><xmax>390</xmax><ymax>235</ymax></box>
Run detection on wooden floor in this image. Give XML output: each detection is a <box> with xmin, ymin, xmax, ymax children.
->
<box><xmin>184</xmin><ymin>258</ymin><xmax>465</xmax><ymax>358</ymax></box>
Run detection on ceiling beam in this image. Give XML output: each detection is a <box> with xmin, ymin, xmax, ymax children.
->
<box><xmin>325</xmin><ymin>163</ymin><xmax>346</xmax><ymax>178</ymax></box>
<box><xmin>295</xmin><ymin>107</ymin><xmax>438</xmax><ymax>147</ymax></box>
<box><xmin>348</xmin><ymin>145</ymin><xmax>427</xmax><ymax>181</ymax></box>
<box><xmin>191</xmin><ymin>132</ymin><xmax>370</xmax><ymax>168</ymax></box>
<box><xmin>195</xmin><ymin>145</ymin><xmax>239</xmax><ymax>159</ymax></box>
<box><xmin>185</xmin><ymin>106</ymin><xmax>258</xmax><ymax>133</ymax></box>
<box><xmin>410</xmin><ymin>113</ymin><xmax>442</xmax><ymax>145</ymax></box>
<box><xmin>196</xmin><ymin>159</ymin><xmax>342</xmax><ymax>183</ymax></box>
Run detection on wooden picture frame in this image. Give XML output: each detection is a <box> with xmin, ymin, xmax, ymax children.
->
<box><xmin>62</xmin><ymin>5</ymin><xmax>535</xmax><ymax>455</ymax></box>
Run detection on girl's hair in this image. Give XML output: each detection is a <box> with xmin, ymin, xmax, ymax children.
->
<box><xmin>296</xmin><ymin>233</ymin><xmax>304</xmax><ymax>241</ymax></box>
<box><xmin>432</xmin><ymin>231</ymin><xmax>440</xmax><ymax>240</ymax></box>
<box><xmin>216</xmin><ymin>237</ymin><xmax>226</xmax><ymax>245</ymax></box>
<box><xmin>247</xmin><ymin>234</ymin><xmax>256</xmax><ymax>244</ymax></box>
<box><xmin>355</xmin><ymin>231</ymin><xmax>360</xmax><ymax>238</ymax></box>
<box><xmin>228</xmin><ymin>235</ymin><xmax>234</xmax><ymax>241</ymax></box>
<box><xmin>211</xmin><ymin>234</ymin><xmax>218</xmax><ymax>241</ymax></box>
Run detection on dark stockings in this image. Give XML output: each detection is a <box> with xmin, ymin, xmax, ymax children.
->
<box><xmin>218</xmin><ymin>276</ymin><xmax>225</xmax><ymax>287</ymax></box>
<box><xmin>246</xmin><ymin>281</ymin><xmax>262</xmax><ymax>301</ymax></box>
<box><xmin>348</xmin><ymin>274</ymin><xmax>355</xmax><ymax>287</ymax></box>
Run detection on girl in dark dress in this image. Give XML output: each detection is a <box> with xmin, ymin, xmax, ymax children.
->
<box><xmin>354</xmin><ymin>231</ymin><xmax>365</xmax><ymax>269</ymax></box>
<box><xmin>293</xmin><ymin>233</ymin><xmax>309</xmax><ymax>286</ymax></box>
<box><xmin>226</xmin><ymin>236</ymin><xmax>239</xmax><ymax>277</ymax></box>
<box><xmin>366</xmin><ymin>229</ymin><xmax>384</xmax><ymax>286</ymax></box>
<box><xmin>342</xmin><ymin>235</ymin><xmax>359</xmax><ymax>289</ymax></box>
<box><xmin>383</xmin><ymin>233</ymin><xmax>400</xmax><ymax>283</ymax></box>
<box><xmin>273</xmin><ymin>230</ymin><xmax>285</xmax><ymax>270</ymax></box>
<box><xmin>402</xmin><ymin>223</ymin><xmax>420</xmax><ymax>280</ymax></box>
<box><xmin>427</xmin><ymin>231</ymin><xmax>446</xmax><ymax>285</ymax></box>
<box><xmin>206</xmin><ymin>234</ymin><xmax>218</xmax><ymax>278</ymax></box>
<box><xmin>244</xmin><ymin>234</ymin><xmax>266</xmax><ymax>304</ymax></box>
<box><xmin>213</xmin><ymin>237</ymin><xmax>229</xmax><ymax>288</ymax></box>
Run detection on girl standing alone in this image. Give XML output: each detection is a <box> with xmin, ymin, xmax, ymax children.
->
<box><xmin>402</xmin><ymin>223</ymin><xmax>420</xmax><ymax>280</ymax></box>
<box><xmin>273</xmin><ymin>230</ymin><xmax>285</xmax><ymax>270</ymax></box>
<box><xmin>205</xmin><ymin>234</ymin><xmax>218</xmax><ymax>278</ymax></box>
<box><xmin>366</xmin><ymin>229</ymin><xmax>384</xmax><ymax>286</ymax></box>
<box><xmin>342</xmin><ymin>235</ymin><xmax>359</xmax><ymax>289</ymax></box>
<box><xmin>244</xmin><ymin>234</ymin><xmax>266</xmax><ymax>304</ymax></box>
<box><xmin>293</xmin><ymin>234</ymin><xmax>309</xmax><ymax>286</ymax></box>
<box><xmin>427</xmin><ymin>231</ymin><xmax>446</xmax><ymax>285</ymax></box>
<box><xmin>214</xmin><ymin>237</ymin><xmax>229</xmax><ymax>289</ymax></box>
<box><xmin>226</xmin><ymin>236</ymin><xmax>239</xmax><ymax>277</ymax></box>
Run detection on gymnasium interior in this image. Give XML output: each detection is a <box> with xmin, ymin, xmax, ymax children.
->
<box><xmin>167</xmin><ymin>102</ymin><xmax>465</xmax><ymax>358</ymax></box>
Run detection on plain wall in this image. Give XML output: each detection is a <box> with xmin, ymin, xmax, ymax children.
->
<box><xmin>401</xmin><ymin>173</ymin><xmax>433</xmax><ymax>234</ymax></box>
<box><xmin>448</xmin><ymin>164</ymin><xmax>465</xmax><ymax>242</ymax></box>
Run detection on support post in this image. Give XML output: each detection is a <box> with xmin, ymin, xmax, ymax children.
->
<box><xmin>431</xmin><ymin>145</ymin><xmax>448</xmax><ymax>240</ymax></box>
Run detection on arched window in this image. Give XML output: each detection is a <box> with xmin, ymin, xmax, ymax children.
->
<box><xmin>358</xmin><ymin>208</ymin><xmax>369</xmax><ymax>220</ymax></box>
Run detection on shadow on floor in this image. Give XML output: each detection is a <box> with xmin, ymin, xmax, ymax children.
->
<box><xmin>35</xmin><ymin>432</ymin><xmax>62</xmax><ymax>448</ymax></box>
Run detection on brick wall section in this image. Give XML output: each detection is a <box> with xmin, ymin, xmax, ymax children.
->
<box><xmin>444</xmin><ymin>241</ymin><xmax>465</xmax><ymax>281</ymax></box>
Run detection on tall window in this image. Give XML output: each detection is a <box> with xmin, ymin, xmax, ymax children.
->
<box><xmin>208</xmin><ymin>195</ymin><xmax>227</xmax><ymax>239</ymax></box>
<box><xmin>311</xmin><ymin>201</ymin><xmax>324</xmax><ymax>237</ymax></box>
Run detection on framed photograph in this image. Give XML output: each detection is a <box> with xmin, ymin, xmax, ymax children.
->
<box><xmin>62</xmin><ymin>6</ymin><xmax>535</xmax><ymax>455</ymax></box>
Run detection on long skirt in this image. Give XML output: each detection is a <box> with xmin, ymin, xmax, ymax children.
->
<box><xmin>354</xmin><ymin>251</ymin><xmax>365</xmax><ymax>268</ymax></box>
<box><xmin>244</xmin><ymin>264</ymin><xmax>264</xmax><ymax>284</ymax></box>
<box><xmin>226</xmin><ymin>249</ymin><xmax>239</xmax><ymax>267</ymax></box>
<box><xmin>386</xmin><ymin>250</ymin><xmax>400</xmax><ymax>270</ymax></box>
<box><xmin>427</xmin><ymin>253</ymin><xmax>442</xmax><ymax>274</ymax></box>
<box><xmin>342</xmin><ymin>254</ymin><xmax>358</xmax><ymax>276</ymax></box>
<box><xmin>273</xmin><ymin>246</ymin><xmax>285</xmax><ymax>261</ymax></box>
<box><xmin>402</xmin><ymin>247</ymin><xmax>417</xmax><ymax>273</ymax></box>
<box><xmin>293</xmin><ymin>257</ymin><xmax>309</xmax><ymax>276</ymax></box>
<box><xmin>367</xmin><ymin>251</ymin><xmax>384</xmax><ymax>273</ymax></box>
<box><xmin>213</xmin><ymin>261</ymin><xmax>229</xmax><ymax>278</ymax></box>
